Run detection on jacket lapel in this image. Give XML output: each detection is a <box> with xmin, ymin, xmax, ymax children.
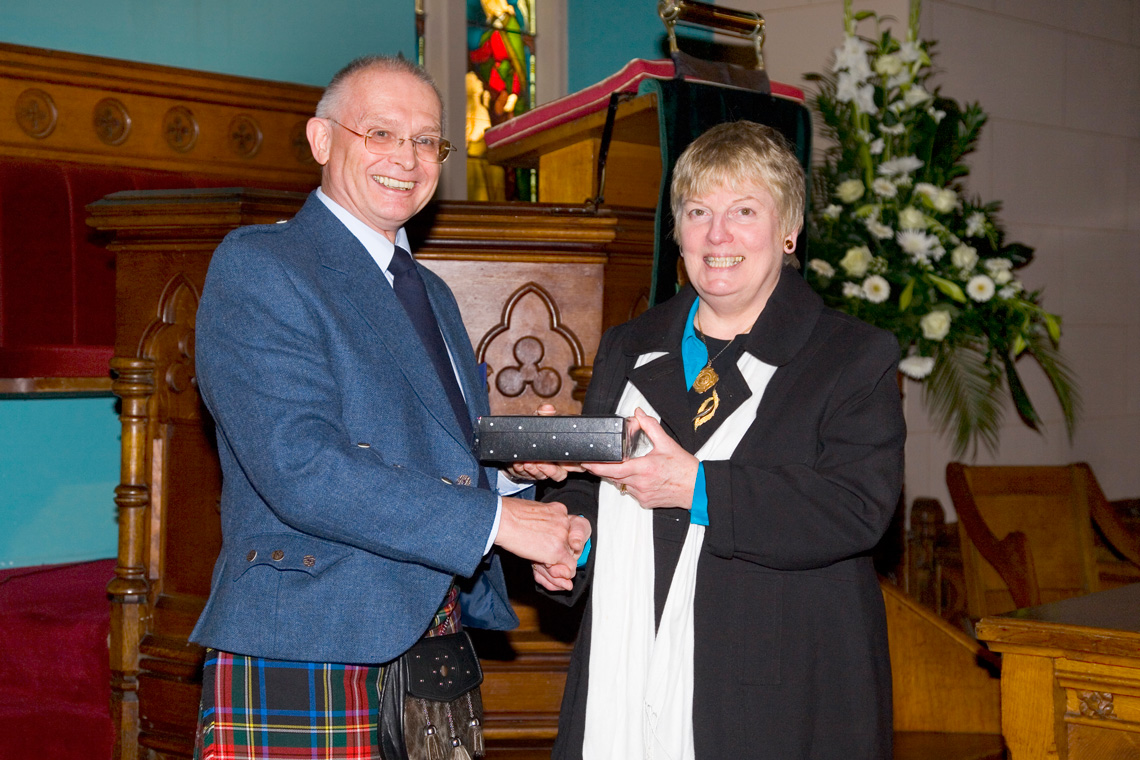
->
<box><xmin>300</xmin><ymin>195</ymin><xmax>469</xmax><ymax>449</ymax></box>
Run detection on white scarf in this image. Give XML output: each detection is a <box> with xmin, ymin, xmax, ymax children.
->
<box><xmin>583</xmin><ymin>350</ymin><xmax>777</xmax><ymax>760</ymax></box>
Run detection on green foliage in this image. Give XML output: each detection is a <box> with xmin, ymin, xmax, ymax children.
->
<box><xmin>804</xmin><ymin>0</ymin><xmax>1078</xmax><ymax>457</ymax></box>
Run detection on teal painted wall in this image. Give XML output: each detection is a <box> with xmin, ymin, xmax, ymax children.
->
<box><xmin>568</xmin><ymin>1</ymin><xmax>669</xmax><ymax>93</ymax></box>
<box><xmin>2</xmin><ymin>1</ymin><xmax>416</xmax><ymax>86</ymax></box>
<box><xmin>0</xmin><ymin>1</ymin><xmax>416</xmax><ymax>568</ymax></box>
<box><xmin>0</xmin><ymin>398</ymin><xmax>121</xmax><ymax>568</ymax></box>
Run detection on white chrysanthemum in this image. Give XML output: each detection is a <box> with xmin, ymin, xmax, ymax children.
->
<box><xmin>878</xmin><ymin>156</ymin><xmax>924</xmax><ymax>176</ymax></box>
<box><xmin>879</xmin><ymin>123</ymin><xmax>906</xmax><ymax>136</ymax></box>
<box><xmin>872</xmin><ymin>178</ymin><xmax>898</xmax><ymax>198</ymax></box>
<box><xmin>951</xmin><ymin>244</ymin><xmax>978</xmax><ymax>271</ymax></box>
<box><xmin>904</xmin><ymin>85</ymin><xmax>933</xmax><ymax>106</ymax></box>
<box><xmin>862</xmin><ymin>275</ymin><xmax>891</xmax><ymax>303</ymax></box>
<box><xmin>874</xmin><ymin>54</ymin><xmax>904</xmax><ymax>77</ymax></box>
<box><xmin>823</xmin><ymin>204</ymin><xmax>843</xmax><ymax>220</ymax></box>
<box><xmin>967</xmin><ymin>274</ymin><xmax>996</xmax><ymax>302</ymax></box>
<box><xmin>866</xmin><ymin>219</ymin><xmax>894</xmax><ymax>239</ymax></box>
<box><xmin>840</xmin><ymin>246</ymin><xmax>873</xmax><ymax>277</ymax></box>
<box><xmin>899</xmin><ymin>355</ymin><xmax>935</xmax><ymax>380</ymax></box>
<box><xmin>966</xmin><ymin>211</ymin><xmax>987</xmax><ymax>237</ymax></box>
<box><xmin>869</xmin><ymin>138</ymin><xmax>885</xmax><ymax>155</ymax></box>
<box><xmin>898</xmin><ymin>206</ymin><xmax>926</xmax><ymax>229</ymax></box>
<box><xmin>808</xmin><ymin>259</ymin><xmax>836</xmax><ymax>278</ymax></box>
<box><xmin>897</xmin><ymin>230</ymin><xmax>937</xmax><ymax>263</ymax></box>
<box><xmin>836</xmin><ymin>179</ymin><xmax>865</xmax><ymax>204</ymax></box>
<box><xmin>842</xmin><ymin>281</ymin><xmax>864</xmax><ymax>299</ymax></box>
<box><xmin>930</xmin><ymin>244</ymin><xmax>946</xmax><ymax>262</ymax></box>
<box><xmin>921</xmin><ymin>310</ymin><xmax>952</xmax><ymax>341</ymax></box>
<box><xmin>984</xmin><ymin>258</ymin><xmax>1013</xmax><ymax>284</ymax></box>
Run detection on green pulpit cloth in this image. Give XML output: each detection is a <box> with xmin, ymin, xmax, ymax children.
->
<box><xmin>639</xmin><ymin>78</ymin><xmax>813</xmax><ymax>307</ymax></box>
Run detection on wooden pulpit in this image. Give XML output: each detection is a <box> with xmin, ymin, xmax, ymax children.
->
<box><xmin>91</xmin><ymin>188</ymin><xmax>654</xmax><ymax>760</ymax></box>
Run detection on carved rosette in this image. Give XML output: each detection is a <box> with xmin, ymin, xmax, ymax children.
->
<box><xmin>93</xmin><ymin>97</ymin><xmax>131</xmax><ymax>145</ymax></box>
<box><xmin>1077</xmin><ymin>691</ymin><xmax>1116</xmax><ymax>720</ymax></box>
<box><xmin>228</xmin><ymin>114</ymin><xmax>263</xmax><ymax>158</ymax></box>
<box><xmin>15</xmin><ymin>88</ymin><xmax>58</xmax><ymax>138</ymax></box>
<box><xmin>291</xmin><ymin>118</ymin><xmax>316</xmax><ymax>164</ymax></box>
<box><xmin>477</xmin><ymin>283</ymin><xmax>587</xmax><ymax>403</ymax></box>
<box><xmin>163</xmin><ymin>105</ymin><xmax>199</xmax><ymax>153</ymax></box>
<box><xmin>137</xmin><ymin>274</ymin><xmax>202</xmax><ymax>422</ymax></box>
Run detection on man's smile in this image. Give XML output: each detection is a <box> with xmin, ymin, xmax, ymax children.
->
<box><xmin>373</xmin><ymin>175</ymin><xmax>415</xmax><ymax>191</ymax></box>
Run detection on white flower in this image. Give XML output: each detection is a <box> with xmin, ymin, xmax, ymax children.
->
<box><xmin>842</xmin><ymin>281</ymin><xmax>864</xmax><ymax>299</ymax></box>
<box><xmin>928</xmin><ymin>107</ymin><xmax>946</xmax><ymax>123</ymax></box>
<box><xmin>865</xmin><ymin>219</ymin><xmax>894</xmax><ymax>239</ymax></box>
<box><xmin>951</xmin><ymin>244</ymin><xmax>978</xmax><ymax>271</ymax></box>
<box><xmin>984</xmin><ymin>258</ymin><xmax>1013</xmax><ymax>284</ymax></box>
<box><xmin>862</xmin><ymin>275</ymin><xmax>891</xmax><ymax>303</ymax></box>
<box><xmin>914</xmin><ymin>182</ymin><xmax>940</xmax><ymax>199</ymax></box>
<box><xmin>833</xmin><ymin>36</ymin><xmax>873</xmax><ymax>79</ymax></box>
<box><xmin>808</xmin><ymin>259</ymin><xmax>836</xmax><ymax>278</ymax></box>
<box><xmin>930</xmin><ymin>244</ymin><xmax>946</xmax><ymax>262</ymax></box>
<box><xmin>878</xmin><ymin>156</ymin><xmax>924</xmax><ymax>176</ymax></box>
<box><xmin>869</xmin><ymin>138</ymin><xmax>885</xmax><ymax>155</ymax></box>
<box><xmin>872</xmin><ymin>178</ymin><xmax>898</xmax><ymax>198</ymax></box>
<box><xmin>899</xmin><ymin>355</ymin><xmax>935</xmax><ymax>380</ymax></box>
<box><xmin>897</xmin><ymin>230</ymin><xmax>938</xmax><ymax>264</ymax></box>
<box><xmin>840</xmin><ymin>246</ymin><xmax>874</xmax><ymax>277</ymax></box>
<box><xmin>898</xmin><ymin>40</ymin><xmax>922</xmax><ymax>63</ymax></box>
<box><xmin>836</xmin><ymin>179</ymin><xmax>865</xmax><ymax>204</ymax></box>
<box><xmin>874</xmin><ymin>54</ymin><xmax>904</xmax><ymax>77</ymax></box>
<box><xmin>998</xmin><ymin>283</ymin><xmax>1023</xmax><ymax>299</ymax></box>
<box><xmin>933</xmin><ymin>189</ymin><xmax>957</xmax><ymax>213</ymax></box>
<box><xmin>904</xmin><ymin>84</ymin><xmax>933</xmax><ymax>107</ymax></box>
<box><xmin>823</xmin><ymin>204</ymin><xmax>843</xmax><ymax>220</ymax></box>
<box><xmin>835</xmin><ymin>71</ymin><xmax>863</xmax><ymax>104</ymax></box>
<box><xmin>879</xmin><ymin>123</ymin><xmax>906</xmax><ymax>136</ymax></box>
<box><xmin>898</xmin><ymin>206</ymin><xmax>927</xmax><ymax>229</ymax></box>
<box><xmin>966</xmin><ymin>211</ymin><xmax>987</xmax><ymax>237</ymax></box>
<box><xmin>870</xmin><ymin>255</ymin><xmax>889</xmax><ymax>274</ymax></box>
<box><xmin>854</xmin><ymin>83</ymin><xmax>877</xmax><ymax>113</ymax></box>
<box><xmin>921</xmin><ymin>310</ymin><xmax>952</xmax><ymax>341</ymax></box>
<box><xmin>966</xmin><ymin>274</ymin><xmax>996</xmax><ymax>302</ymax></box>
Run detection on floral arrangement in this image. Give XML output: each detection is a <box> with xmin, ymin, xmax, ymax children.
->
<box><xmin>804</xmin><ymin>0</ymin><xmax>1078</xmax><ymax>457</ymax></box>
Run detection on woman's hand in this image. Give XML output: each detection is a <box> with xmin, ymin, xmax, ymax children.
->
<box><xmin>506</xmin><ymin>404</ymin><xmax>586</xmax><ymax>482</ymax></box>
<box><xmin>583</xmin><ymin>408</ymin><xmax>699</xmax><ymax>509</ymax></box>
<box><xmin>532</xmin><ymin>514</ymin><xmax>592</xmax><ymax>591</ymax></box>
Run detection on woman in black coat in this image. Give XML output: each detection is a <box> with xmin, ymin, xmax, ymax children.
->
<box><xmin>520</xmin><ymin>121</ymin><xmax>905</xmax><ymax>759</ymax></box>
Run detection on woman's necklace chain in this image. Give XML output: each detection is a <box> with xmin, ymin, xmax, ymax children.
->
<box><xmin>692</xmin><ymin>311</ymin><xmax>736</xmax><ymax>394</ymax></box>
<box><xmin>692</xmin><ymin>310</ymin><xmax>736</xmax><ymax>430</ymax></box>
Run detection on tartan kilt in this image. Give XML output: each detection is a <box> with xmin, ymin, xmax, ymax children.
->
<box><xmin>195</xmin><ymin>586</ymin><xmax>462</xmax><ymax>760</ymax></box>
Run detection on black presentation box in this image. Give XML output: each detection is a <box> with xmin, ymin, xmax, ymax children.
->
<box><xmin>474</xmin><ymin>415</ymin><xmax>636</xmax><ymax>463</ymax></box>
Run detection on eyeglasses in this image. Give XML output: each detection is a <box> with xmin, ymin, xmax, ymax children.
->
<box><xmin>327</xmin><ymin>119</ymin><xmax>456</xmax><ymax>164</ymax></box>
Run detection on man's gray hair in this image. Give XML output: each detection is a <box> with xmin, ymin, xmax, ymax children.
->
<box><xmin>315</xmin><ymin>55</ymin><xmax>446</xmax><ymax>131</ymax></box>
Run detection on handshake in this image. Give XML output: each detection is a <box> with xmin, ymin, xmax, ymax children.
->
<box><xmin>494</xmin><ymin>496</ymin><xmax>590</xmax><ymax>592</ymax></box>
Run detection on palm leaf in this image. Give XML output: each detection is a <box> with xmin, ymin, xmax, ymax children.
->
<box><xmin>923</xmin><ymin>342</ymin><xmax>1004</xmax><ymax>458</ymax></box>
<box><xmin>1023</xmin><ymin>330</ymin><xmax>1082</xmax><ymax>441</ymax></box>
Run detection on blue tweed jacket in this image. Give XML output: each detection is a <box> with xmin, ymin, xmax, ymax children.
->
<box><xmin>190</xmin><ymin>191</ymin><xmax>518</xmax><ymax>664</ymax></box>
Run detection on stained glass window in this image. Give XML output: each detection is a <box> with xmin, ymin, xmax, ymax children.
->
<box><xmin>466</xmin><ymin>0</ymin><xmax>536</xmax><ymax>201</ymax></box>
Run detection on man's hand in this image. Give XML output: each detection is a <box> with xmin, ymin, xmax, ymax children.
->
<box><xmin>583</xmin><ymin>408</ymin><xmax>699</xmax><ymax>510</ymax></box>
<box><xmin>495</xmin><ymin>497</ymin><xmax>581</xmax><ymax>590</ymax></box>
<box><xmin>531</xmin><ymin>514</ymin><xmax>592</xmax><ymax>591</ymax></box>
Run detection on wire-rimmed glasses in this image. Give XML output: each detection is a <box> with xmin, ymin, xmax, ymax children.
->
<box><xmin>327</xmin><ymin>119</ymin><xmax>456</xmax><ymax>164</ymax></box>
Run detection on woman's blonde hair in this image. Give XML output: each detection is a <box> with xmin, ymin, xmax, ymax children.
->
<box><xmin>670</xmin><ymin>121</ymin><xmax>805</xmax><ymax>243</ymax></box>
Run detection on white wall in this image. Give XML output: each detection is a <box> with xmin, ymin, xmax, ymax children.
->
<box><xmin>736</xmin><ymin>0</ymin><xmax>1140</xmax><ymax>515</ymax></box>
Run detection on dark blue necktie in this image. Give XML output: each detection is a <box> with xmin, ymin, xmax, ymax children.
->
<box><xmin>387</xmin><ymin>245</ymin><xmax>478</xmax><ymax>456</ymax></box>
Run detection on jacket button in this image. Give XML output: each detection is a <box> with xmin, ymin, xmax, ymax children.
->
<box><xmin>303</xmin><ymin>555</ymin><xmax>316</xmax><ymax>567</ymax></box>
<box><xmin>440</xmin><ymin>476</ymin><xmax>454</xmax><ymax>485</ymax></box>
<box><xmin>356</xmin><ymin>442</ymin><xmax>370</xmax><ymax>448</ymax></box>
<box><xmin>246</xmin><ymin>550</ymin><xmax>257</xmax><ymax>561</ymax></box>
<box><xmin>271</xmin><ymin>550</ymin><xmax>284</xmax><ymax>561</ymax></box>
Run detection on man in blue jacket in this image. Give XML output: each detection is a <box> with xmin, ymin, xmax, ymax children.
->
<box><xmin>190</xmin><ymin>55</ymin><xmax>587</xmax><ymax>759</ymax></box>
